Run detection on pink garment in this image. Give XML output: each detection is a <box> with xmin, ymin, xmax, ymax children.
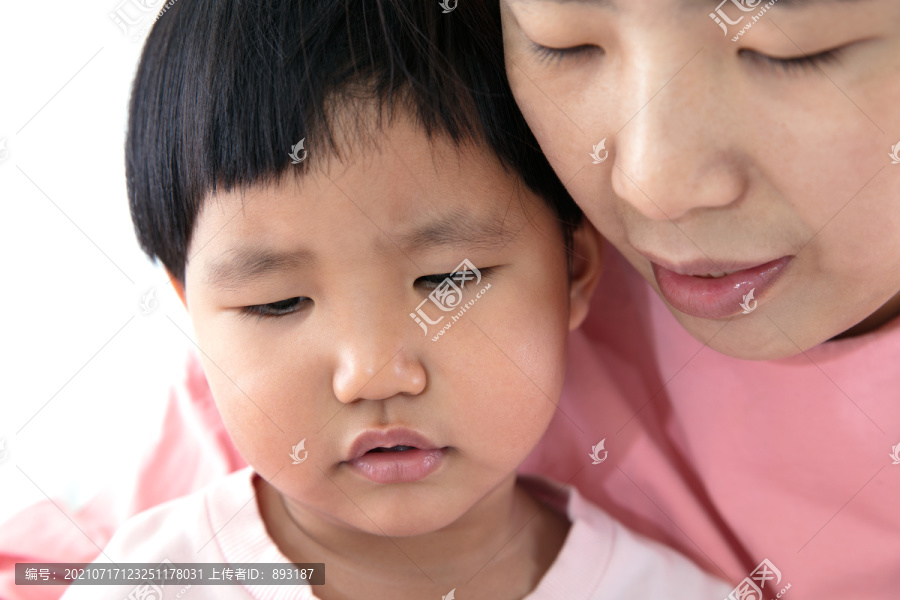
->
<box><xmin>57</xmin><ymin>468</ymin><xmax>731</xmax><ymax>600</ymax></box>
<box><xmin>519</xmin><ymin>242</ymin><xmax>900</xmax><ymax>598</ymax></box>
<box><xmin>0</xmin><ymin>354</ymin><xmax>246</xmax><ymax>600</ymax></box>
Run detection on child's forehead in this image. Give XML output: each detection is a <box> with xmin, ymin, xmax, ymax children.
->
<box><xmin>198</xmin><ymin>145</ymin><xmax>521</xmax><ymax>233</ymax></box>
<box><xmin>189</xmin><ymin>130</ymin><xmax>539</xmax><ymax>283</ymax></box>
<box><xmin>197</xmin><ymin>178</ymin><xmax>524</xmax><ymax>247</ymax></box>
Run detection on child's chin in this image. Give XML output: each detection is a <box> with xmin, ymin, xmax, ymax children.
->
<box><xmin>368</xmin><ymin>521</ymin><xmax>450</xmax><ymax>538</ymax></box>
<box><xmin>350</xmin><ymin>500</ymin><xmax>463</xmax><ymax>538</ymax></box>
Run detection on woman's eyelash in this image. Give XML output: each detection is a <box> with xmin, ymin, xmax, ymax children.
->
<box><xmin>241</xmin><ymin>297</ymin><xmax>308</xmax><ymax>320</ymax></box>
<box><xmin>530</xmin><ymin>42</ymin><xmax>599</xmax><ymax>64</ymax></box>
<box><xmin>744</xmin><ymin>48</ymin><xmax>841</xmax><ymax>73</ymax></box>
<box><xmin>529</xmin><ymin>40</ymin><xmax>840</xmax><ymax>73</ymax></box>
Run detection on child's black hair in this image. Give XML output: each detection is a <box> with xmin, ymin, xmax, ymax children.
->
<box><xmin>126</xmin><ymin>0</ymin><xmax>582</xmax><ymax>283</ymax></box>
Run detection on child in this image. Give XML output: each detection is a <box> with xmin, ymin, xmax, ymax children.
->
<box><xmin>459</xmin><ymin>0</ymin><xmax>900</xmax><ymax>596</ymax></box>
<box><xmin>59</xmin><ymin>1</ymin><xmax>730</xmax><ymax>599</ymax></box>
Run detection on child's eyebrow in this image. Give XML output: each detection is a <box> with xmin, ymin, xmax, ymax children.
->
<box><xmin>394</xmin><ymin>210</ymin><xmax>511</xmax><ymax>255</ymax></box>
<box><xmin>204</xmin><ymin>212</ymin><xmax>511</xmax><ymax>290</ymax></box>
<box><xmin>205</xmin><ymin>247</ymin><xmax>316</xmax><ymax>291</ymax></box>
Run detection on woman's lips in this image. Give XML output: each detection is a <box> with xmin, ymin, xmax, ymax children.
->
<box><xmin>651</xmin><ymin>256</ymin><xmax>793</xmax><ymax>320</ymax></box>
<box><xmin>344</xmin><ymin>428</ymin><xmax>447</xmax><ymax>484</ymax></box>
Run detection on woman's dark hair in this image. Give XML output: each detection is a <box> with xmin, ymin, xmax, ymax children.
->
<box><xmin>126</xmin><ymin>0</ymin><xmax>581</xmax><ymax>283</ymax></box>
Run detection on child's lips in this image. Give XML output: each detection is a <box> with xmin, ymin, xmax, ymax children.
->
<box><xmin>346</xmin><ymin>428</ymin><xmax>441</xmax><ymax>461</ymax></box>
<box><xmin>347</xmin><ymin>448</ymin><xmax>447</xmax><ymax>484</ymax></box>
<box><xmin>344</xmin><ymin>428</ymin><xmax>447</xmax><ymax>484</ymax></box>
<box><xmin>650</xmin><ymin>256</ymin><xmax>793</xmax><ymax>320</ymax></box>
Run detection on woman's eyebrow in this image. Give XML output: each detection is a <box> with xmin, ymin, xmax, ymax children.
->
<box><xmin>748</xmin><ymin>0</ymin><xmax>867</xmax><ymax>6</ymax></box>
<box><xmin>505</xmin><ymin>0</ymin><xmax>613</xmax><ymax>6</ymax></box>
<box><xmin>506</xmin><ymin>0</ymin><xmax>865</xmax><ymax>7</ymax></box>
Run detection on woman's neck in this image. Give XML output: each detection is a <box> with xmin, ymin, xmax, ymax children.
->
<box><xmin>255</xmin><ymin>475</ymin><xmax>569</xmax><ymax>600</ymax></box>
<box><xmin>832</xmin><ymin>290</ymin><xmax>900</xmax><ymax>340</ymax></box>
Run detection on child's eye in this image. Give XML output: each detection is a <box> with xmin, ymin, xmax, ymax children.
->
<box><xmin>241</xmin><ymin>297</ymin><xmax>309</xmax><ymax>320</ymax></box>
<box><xmin>741</xmin><ymin>47</ymin><xmax>842</xmax><ymax>74</ymax></box>
<box><xmin>417</xmin><ymin>267</ymin><xmax>493</xmax><ymax>289</ymax></box>
<box><xmin>529</xmin><ymin>41</ymin><xmax>602</xmax><ymax>65</ymax></box>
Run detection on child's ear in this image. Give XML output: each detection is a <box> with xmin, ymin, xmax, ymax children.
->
<box><xmin>567</xmin><ymin>221</ymin><xmax>604</xmax><ymax>332</ymax></box>
<box><xmin>166</xmin><ymin>269</ymin><xmax>188</xmax><ymax>308</ymax></box>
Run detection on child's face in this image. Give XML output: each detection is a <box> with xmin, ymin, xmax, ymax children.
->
<box><xmin>179</xmin><ymin>116</ymin><xmax>597</xmax><ymax>537</ymax></box>
<box><xmin>500</xmin><ymin>0</ymin><xmax>900</xmax><ymax>359</ymax></box>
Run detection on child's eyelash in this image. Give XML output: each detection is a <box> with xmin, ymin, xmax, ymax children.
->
<box><xmin>743</xmin><ymin>48</ymin><xmax>842</xmax><ymax>73</ymax></box>
<box><xmin>241</xmin><ymin>297</ymin><xmax>309</xmax><ymax>321</ymax></box>
<box><xmin>418</xmin><ymin>267</ymin><xmax>494</xmax><ymax>288</ymax></box>
<box><xmin>239</xmin><ymin>268</ymin><xmax>494</xmax><ymax>321</ymax></box>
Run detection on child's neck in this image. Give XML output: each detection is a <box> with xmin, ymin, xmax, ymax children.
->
<box><xmin>255</xmin><ymin>475</ymin><xmax>569</xmax><ymax>600</ymax></box>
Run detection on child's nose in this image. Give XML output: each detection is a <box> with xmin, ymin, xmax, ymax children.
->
<box><xmin>331</xmin><ymin>315</ymin><xmax>426</xmax><ymax>404</ymax></box>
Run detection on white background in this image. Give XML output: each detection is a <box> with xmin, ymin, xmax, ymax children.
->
<box><xmin>0</xmin><ymin>1</ymin><xmax>193</xmax><ymax>526</ymax></box>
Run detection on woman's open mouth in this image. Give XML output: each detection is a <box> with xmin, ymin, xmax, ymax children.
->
<box><xmin>651</xmin><ymin>256</ymin><xmax>793</xmax><ymax>320</ymax></box>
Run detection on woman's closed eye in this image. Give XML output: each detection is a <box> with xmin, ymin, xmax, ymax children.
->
<box><xmin>741</xmin><ymin>47</ymin><xmax>843</xmax><ymax>74</ymax></box>
<box><xmin>529</xmin><ymin>42</ymin><xmax>602</xmax><ymax>65</ymax></box>
<box><xmin>527</xmin><ymin>38</ymin><xmax>844</xmax><ymax>75</ymax></box>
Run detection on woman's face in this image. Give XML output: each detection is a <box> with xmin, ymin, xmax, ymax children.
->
<box><xmin>500</xmin><ymin>0</ymin><xmax>900</xmax><ymax>359</ymax></box>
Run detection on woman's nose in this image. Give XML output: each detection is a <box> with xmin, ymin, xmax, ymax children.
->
<box><xmin>610</xmin><ymin>45</ymin><xmax>747</xmax><ymax>221</ymax></box>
